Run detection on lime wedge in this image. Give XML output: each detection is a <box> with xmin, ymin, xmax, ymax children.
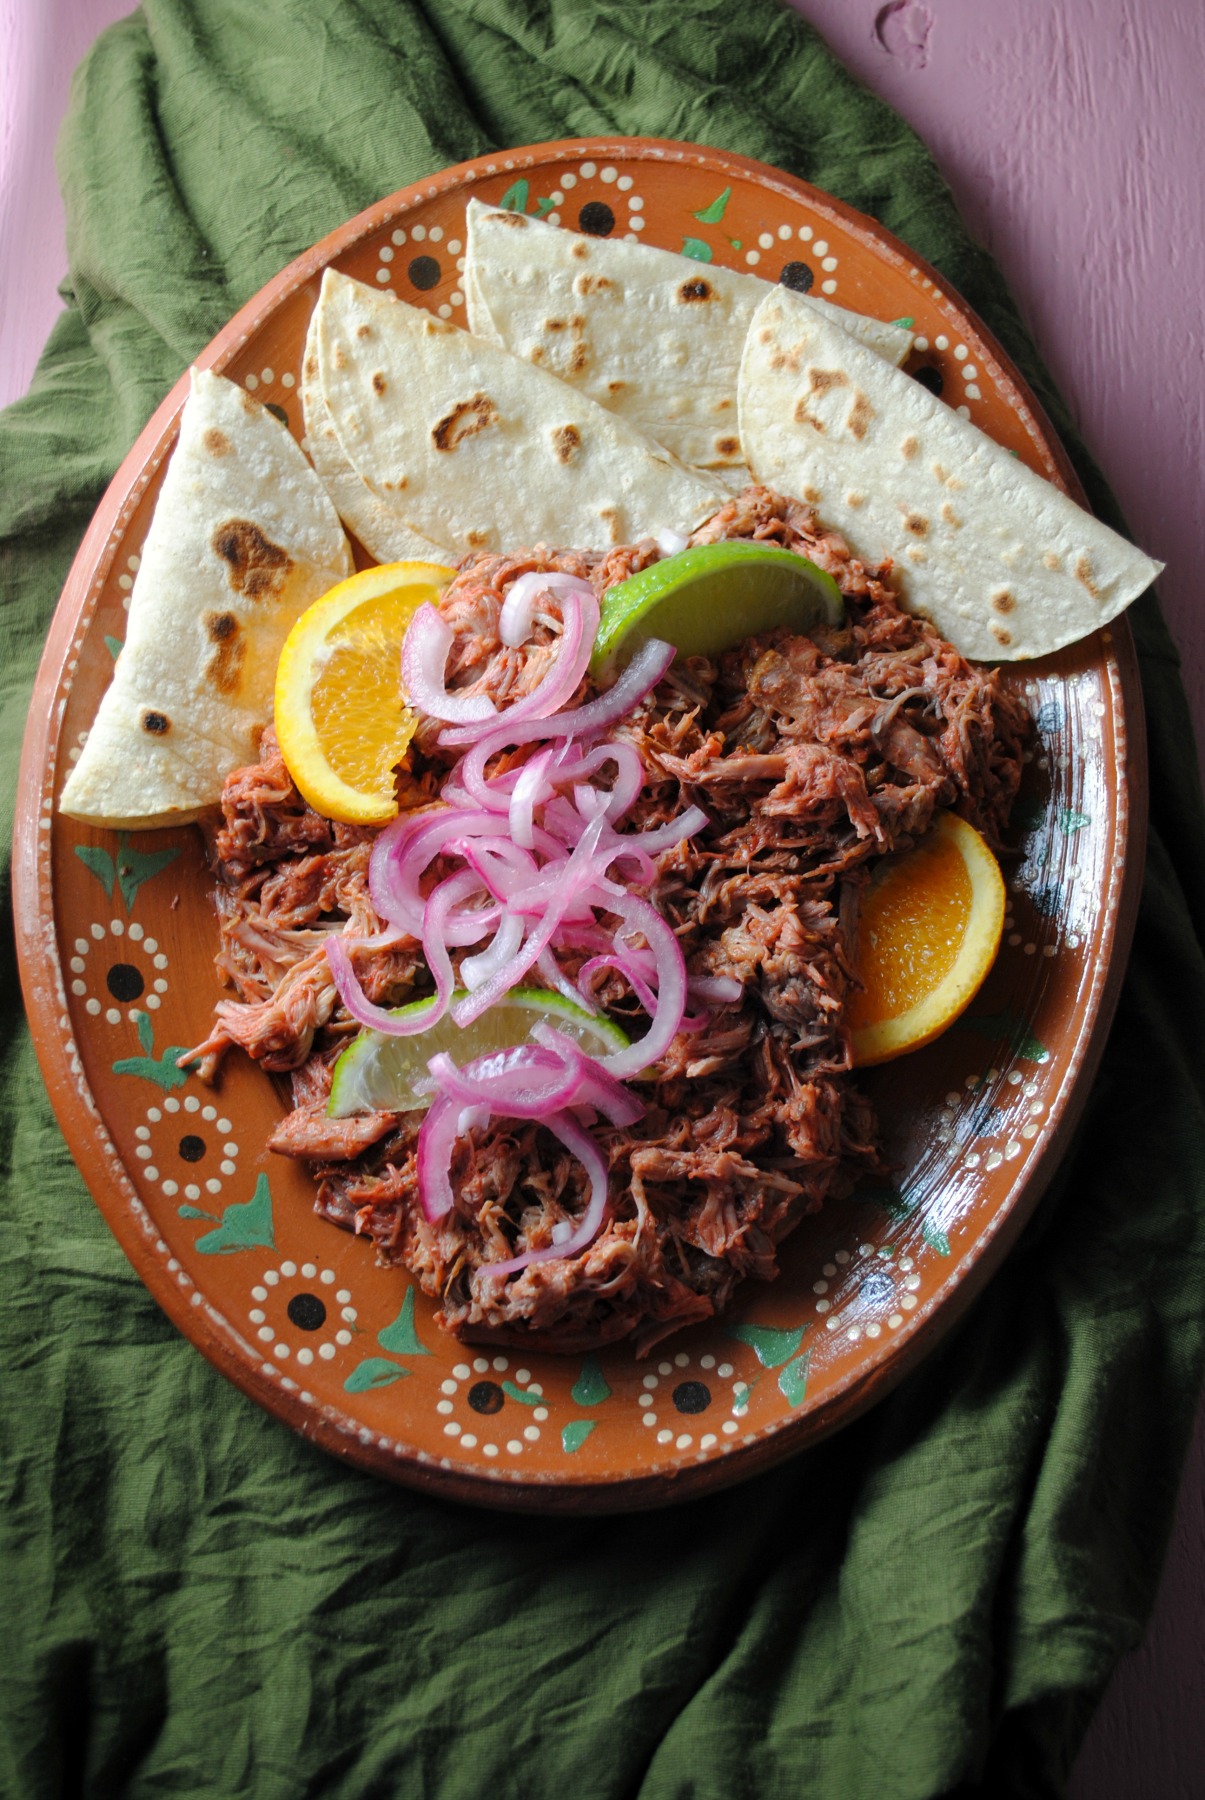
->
<box><xmin>327</xmin><ymin>986</ymin><xmax>631</xmax><ymax>1117</ymax></box>
<box><xmin>590</xmin><ymin>542</ymin><xmax>845</xmax><ymax>677</ymax></box>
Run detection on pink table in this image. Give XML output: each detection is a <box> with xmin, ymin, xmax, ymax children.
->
<box><xmin>3</xmin><ymin>2</ymin><xmax>1202</xmax><ymax>1790</ymax></box>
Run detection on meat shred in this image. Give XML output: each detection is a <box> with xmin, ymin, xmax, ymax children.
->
<box><xmin>190</xmin><ymin>487</ymin><xmax>1028</xmax><ymax>1354</ymax></box>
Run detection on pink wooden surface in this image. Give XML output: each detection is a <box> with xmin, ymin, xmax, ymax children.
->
<box><xmin>2</xmin><ymin>1</ymin><xmax>1202</xmax><ymax>1790</ymax></box>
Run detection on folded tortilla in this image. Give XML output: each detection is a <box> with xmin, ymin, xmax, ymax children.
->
<box><xmin>301</xmin><ymin>307</ymin><xmax>453</xmax><ymax>564</ymax></box>
<box><xmin>60</xmin><ymin>369</ymin><xmax>354</xmax><ymax>828</ymax></box>
<box><xmin>738</xmin><ymin>288</ymin><xmax>1163</xmax><ymax>660</ymax></box>
<box><xmin>464</xmin><ymin>199</ymin><xmax>913</xmax><ymax>489</ymax></box>
<box><xmin>314</xmin><ymin>270</ymin><xmax>727</xmax><ymax>555</ymax></box>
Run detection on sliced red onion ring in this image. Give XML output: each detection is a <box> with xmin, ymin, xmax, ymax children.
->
<box><xmin>439</xmin><ymin>587</ymin><xmax>600</xmax><ymax>749</ymax></box>
<box><xmin>508</xmin><ymin>745</ymin><xmax>558</xmax><ymax>850</ymax></box>
<box><xmin>427</xmin><ymin>1040</ymin><xmax>585</xmax><ymax>1119</ymax></box>
<box><xmin>595</xmin><ymin>890</ymin><xmax>689</xmax><ymax>1080</ymax></box>
<box><xmin>478</xmin><ymin>1109</ymin><xmax>610</xmax><ymax>1281</ymax></box>
<box><xmin>530</xmin><ymin>1025</ymin><xmax>645</xmax><ymax>1127</ymax></box>
<box><xmin>687</xmin><ymin>976</ymin><xmax>744</xmax><ymax>1005</ymax></box>
<box><xmin>325</xmin><ymin>935</ymin><xmax>453</xmax><ymax>1039</ymax></box>
<box><xmin>401</xmin><ymin>604</ymin><xmax>498</xmax><ymax>726</ymax></box>
<box><xmin>451</xmin><ymin>815</ymin><xmax>610</xmax><ymax>1027</ymax></box>
<box><xmin>369</xmin><ymin>808</ymin><xmax>512</xmax><ymax>937</ymax></box>
<box><xmin>459</xmin><ymin>908</ymin><xmax>525</xmax><ymax>992</ymax></box>
<box><xmin>452</xmin><ymin>636</ymin><xmax>676</xmax><ymax>780</ymax></box>
<box><xmin>499</xmin><ymin>571</ymin><xmax>598</xmax><ymax>648</ymax></box>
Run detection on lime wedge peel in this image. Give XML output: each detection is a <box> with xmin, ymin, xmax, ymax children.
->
<box><xmin>327</xmin><ymin>986</ymin><xmax>630</xmax><ymax>1117</ymax></box>
<box><xmin>590</xmin><ymin>542</ymin><xmax>845</xmax><ymax>678</ymax></box>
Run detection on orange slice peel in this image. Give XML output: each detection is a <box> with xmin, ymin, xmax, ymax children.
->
<box><xmin>274</xmin><ymin>560</ymin><xmax>456</xmax><ymax>823</ymax></box>
<box><xmin>848</xmin><ymin>811</ymin><xmax>1006</xmax><ymax>1066</ymax></box>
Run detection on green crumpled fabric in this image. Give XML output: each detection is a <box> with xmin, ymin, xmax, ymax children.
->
<box><xmin>2</xmin><ymin>4</ymin><xmax>1204</xmax><ymax>1796</ymax></box>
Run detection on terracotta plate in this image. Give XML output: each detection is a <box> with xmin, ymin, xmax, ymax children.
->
<box><xmin>14</xmin><ymin>139</ymin><xmax>1146</xmax><ymax>1512</ymax></box>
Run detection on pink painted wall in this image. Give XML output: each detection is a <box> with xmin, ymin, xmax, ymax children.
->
<box><xmin>2</xmin><ymin>1</ymin><xmax>1203</xmax><ymax>1792</ymax></box>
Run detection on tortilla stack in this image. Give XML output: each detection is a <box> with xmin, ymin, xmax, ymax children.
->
<box><xmin>464</xmin><ymin>199</ymin><xmax>913</xmax><ymax>489</ymax></box>
<box><xmin>738</xmin><ymin>288</ymin><xmax>1163</xmax><ymax>660</ymax></box>
<box><xmin>60</xmin><ymin>369</ymin><xmax>354</xmax><ymax>829</ymax></box>
<box><xmin>301</xmin><ymin>307</ymin><xmax>453</xmax><ymax>563</ymax></box>
<box><xmin>313</xmin><ymin>270</ymin><xmax>727</xmax><ymax>555</ymax></box>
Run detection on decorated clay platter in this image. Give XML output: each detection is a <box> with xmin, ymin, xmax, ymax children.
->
<box><xmin>14</xmin><ymin>140</ymin><xmax>1145</xmax><ymax>1511</ymax></box>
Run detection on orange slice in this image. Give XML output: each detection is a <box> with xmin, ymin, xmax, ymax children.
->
<box><xmin>274</xmin><ymin>560</ymin><xmax>456</xmax><ymax>823</ymax></box>
<box><xmin>848</xmin><ymin>811</ymin><xmax>1005</xmax><ymax>1066</ymax></box>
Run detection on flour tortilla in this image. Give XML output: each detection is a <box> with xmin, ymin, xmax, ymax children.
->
<box><xmin>60</xmin><ymin>369</ymin><xmax>354</xmax><ymax>829</ymax></box>
<box><xmin>738</xmin><ymin>288</ymin><xmax>1163</xmax><ymax>660</ymax></box>
<box><xmin>300</xmin><ymin>307</ymin><xmax>453</xmax><ymax>564</ymax></box>
<box><xmin>464</xmin><ymin>200</ymin><xmax>913</xmax><ymax>490</ymax></box>
<box><xmin>314</xmin><ymin>270</ymin><xmax>727</xmax><ymax>555</ymax></box>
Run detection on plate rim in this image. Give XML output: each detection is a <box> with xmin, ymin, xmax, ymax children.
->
<box><xmin>13</xmin><ymin>135</ymin><xmax>1149</xmax><ymax>1512</ymax></box>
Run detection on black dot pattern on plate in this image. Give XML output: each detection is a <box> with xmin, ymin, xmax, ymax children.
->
<box><xmin>264</xmin><ymin>402</ymin><xmax>289</xmax><ymax>425</ymax></box>
<box><xmin>287</xmin><ymin>1293</ymin><xmax>327</xmax><ymax>1331</ymax></box>
<box><xmin>408</xmin><ymin>255</ymin><xmax>441</xmax><ymax>291</ymax></box>
<box><xmin>178</xmin><ymin>1134</ymin><xmax>207</xmax><ymax>1163</ymax></box>
<box><xmin>468</xmin><ymin>1380</ymin><xmax>505</xmax><ymax>1415</ymax></box>
<box><xmin>578</xmin><ymin>201</ymin><xmax>615</xmax><ymax>237</ymax></box>
<box><xmin>860</xmin><ymin>1271</ymin><xmax>894</xmax><ymax>1304</ymax></box>
<box><xmin>778</xmin><ymin>260</ymin><xmax>814</xmax><ymax>294</ymax></box>
<box><xmin>106</xmin><ymin>963</ymin><xmax>144</xmax><ymax>1002</ymax></box>
<box><xmin>913</xmin><ymin>364</ymin><xmax>944</xmax><ymax>396</ymax></box>
<box><xmin>672</xmin><ymin>1380</ymin><xmax>711</xmax><ymax>1415</ymax></box>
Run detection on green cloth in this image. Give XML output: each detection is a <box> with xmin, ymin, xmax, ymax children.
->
<box><xmin>3</xmin><ymin>4</ymin><xmax>1204</xmax><ymax>1795</ymax></box>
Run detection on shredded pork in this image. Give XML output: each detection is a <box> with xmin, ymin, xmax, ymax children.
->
<box><xmin>190</xmin><ymin>487</ymin><xmax>1028</xmax><ymax>1354</ymax></box>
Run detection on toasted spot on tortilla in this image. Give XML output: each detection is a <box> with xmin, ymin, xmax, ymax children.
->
<box><xmin>715</xmin><ymin>436</ymin><xmax>740</xmax><ymax>458</ymax></box>
<box><xmin>846</xmin><ymin>492</ymin><xmax>865</xmax><ymax>510</ymax></box>
<box><xmin>714</xmin><ymin>397</ymin><xmax>733</xmax><ymax>411</ymax></box>
<box><xmin>381</xmin><ymin>476</ymin><xmax>408</xmax><ymax>492</ymax></box>
<box><xmin>940</xmin><ymin>503</ymin><xmax>962</xmax><ymax>528</ymax></box>
<box><xmin>991</xmin><ymin>623</ymin><xmax>1013</xmax><ymax>646</ymax></box>
<box><xmin>802</xmin><ymin>485</ymin><xmax>822</xmax><ymax>505</ymax></box>
<box><xmin>901</xmin><ymin>509</ymin><xmax>929</xmax><ymax>537</ymax></box>
<box><xmin>792</xmin><ymin>397</ymin><xmax>825</xmax><ymax>433</ymax></box>
<box><xmin>598</xmin><ymin>506</ymin><xmax>622</xmax><ymax>544</ymax></box>
<box><xmin>1044</xmin><ymin>552</ymin><xmax>1061</xmax><ymax>571</ymax></box>
<box><xmin>204</xmin><ymin>611</ymin><xmax>245</xmax><ymax>695</ymax></box>
<box><xmin>356</xmin><ymin>323</ymin><xmax>373</xmax><ymax>339</ymax></box>
<box><xmin>553</xmin><ymin>424</ymin><xmax>582</xmax><ymax>463</ymax></box>
<box><xmin>991</xmin><ymin>589</ymin><xmax>1016</xmax><ymax>615</ymax></box>
<box><xmin>142</xmin><ymin>710</ymin><xmax>170</xmax><ymax>735</ymax></box>
<box><xmin>575</xmin><ymin>273</ymin><xmax>614</xmax><ymax>295</ymax></box>
<box><xmin>905</xmin><ymin>546</ymin><xmax>928</xmax><ymax>564</ymax></box>
<box><xmin>608</xmin><ymin>380</ymin><xmax>626</xmax><ymax>394</ymax></box>
<box><xmin>807</xmin><ymin>367</ymin><xmax>847</xmax><ymax>396</ymax></box>
<box><xmin>422</xmin><ymin>318</ymin><xmax>455</xmax><ymax>336</ymax></box>
<box><xmin>495</xmin><ymin>212</ymin><xmax>528</xmax><ymax>228</ymax></box>
<box><xmin>571</xmin><ymin>240</ymin><xmax>589</xmax><ymax>259</ymax></box>
<box><xmin>900</xmin><ymin>435</ymin><xmax>919</xmax><ymax>460</ymax></box>
<box><xmin>568</xmin><ymin>344</ymin><xmax>589</xmax><ymax>375</ymax></box>
<box><xmin>677</xmin><ymin>278</ymin><xmax>714</xmax><ymax>303</ymax></box>
<box><xmin>847</xmin><ymin>393</ymin><xmax>874</xmax><ymax>440</ymax></box>
<box><xmin>239</xmin><ymin>389</ymin><xmax>258</xmax><ymax>416</ymax></box>
<box><xmin>212</xmin><ymin>520</ymin><xmax>293</xmax><ymax>601</ymax></box>
<box><xmin>371</xmin><ymin>372</ymin><xmax>387</xmax><ymax>397</ymax></box>
<box><xmin>466</xmin><ymin>530</ymin><xmax>489</xmax><ymax>549</ymax></box>
<box><xmin>202</xmin><ymin>428</ymin><xmax>232</xmax><ymax>458</ymax></box>
<box><xmin>530</xmin><ymin>347</ymin><xmax>545</xmax><ymax>364</ymax></box>
<box><xmin>768</xmin><ymin>348</ymin><xmax>801</xmax><ymax>375</ymax></box>
<box><xmin>432</xmin><ymin>393</ymin><xmax>499</xmax><ymax>451</ymax></box>
<box><xmin>304</xmin><ymin>353</ymin><xmax>318</xmax><ymax>381</ymax></box>
<box><xmin>333</xmin><ymin>346</ymin><xmax>348</xmax><ymax>371</ymax></box>
<box><xmin>1075</xmin><ymin>553</ymin><xmax>1101</xmax><ymax>599</ymax></box>
<box><xmin>546</xmin><ymin>318</ymin><xmax>566</xmax><ymax>333</ymax></box>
